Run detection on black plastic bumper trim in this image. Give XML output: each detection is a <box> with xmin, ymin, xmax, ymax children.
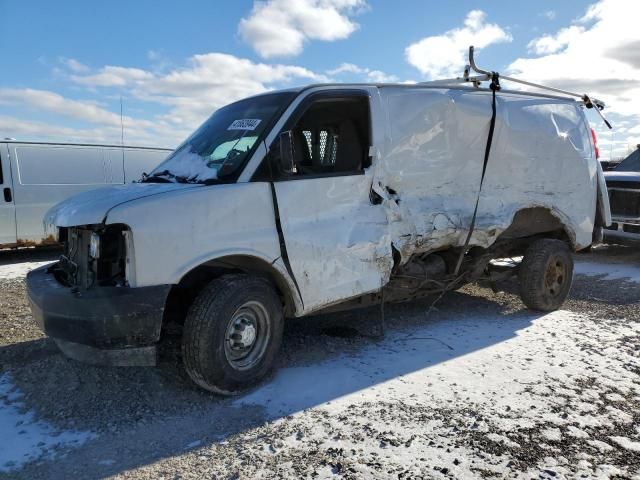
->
<box><xmin>27</xmin><ymin>264</ymin><xmax>171</xmax><ymax>350</ymax></box>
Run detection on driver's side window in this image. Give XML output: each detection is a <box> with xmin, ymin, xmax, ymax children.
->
<box><xmin>271</xmin><ymin>95</ymin><xmax>371</xmax><ymax>179</ymax></box>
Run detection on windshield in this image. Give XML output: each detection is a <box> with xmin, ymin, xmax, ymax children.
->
<box><xmin>147</xmin><ymin>92</ymin><xmax>295</xmax><ymax>183</ymax></box>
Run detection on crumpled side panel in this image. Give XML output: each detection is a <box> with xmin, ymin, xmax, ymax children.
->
<box><xmin>375</xmin><ymin>87</ymin><xmax>596</xmax><ymax>263</ymax></box>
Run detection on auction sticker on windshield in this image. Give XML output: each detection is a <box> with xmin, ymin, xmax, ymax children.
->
<box><xmin>228</xmin><ymin>119</ymin><xmax>262</xmax><ymax>131</ymax></box>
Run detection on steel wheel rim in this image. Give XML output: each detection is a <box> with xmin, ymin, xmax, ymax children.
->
<box><xmin>544</xmin><ymin>255</ymin><xmax>567</xmax><ymax>297</ymax></box>
<box><xmin>224</xmin><ymin>300</ymin><xmax>271</xmax><ymax>371</ymax></box>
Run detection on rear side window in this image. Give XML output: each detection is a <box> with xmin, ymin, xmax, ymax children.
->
<box><xmin>0</xmin><ymin>151</ymin><xmax>4</xmax><ymax>184</ymax></box>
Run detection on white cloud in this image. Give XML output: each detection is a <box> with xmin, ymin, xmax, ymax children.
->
<box><xmin>405</xmin><ymin>10</ymin><xmax>512</xmax><ymax>79</ymax></box>
<box><xmin>3</xmin><ymin>52</ymin><xmax>327</xmax><ymax>147</ymax></box>
<box><xmin>60</xmin><ymin>58</ymin><xmax>89</xmax><ymax>73</ymax></box>
<box><xmin>326</xmin><ymin>62</ymin><xmax>365</xmax><ymax>75</ymax></box>
<box><xmin>239</xmin><ymin>0</ymin><xmax>366</xmax><ymax>58</ymax></box>
<box><xmin>71</xmin><ymin>53</ymin><xmax>324</xmax><ymax>127</ymax></box>
<box><xmin>71</xmin><ymin>66</ymin><xmax>154</xmax><ymax>87</ymax></box>
<box><xmin>0</xmin><ymin>89</ymin><xmax>186</xmax><ymax>147</ymax></box>
<box><xmin>0</xmin><ymin>115</ymin><xmax>136</xmax><ymax>145</ymax></box>
<box><xmin>326</xmin><ymin>62</ymin><xmax>398</xmax><ymax>82</ymax></box>
<box><xmin>0</xmin><ymin>88</ymin><xmax>131</xmax><ymax>127</ymax></box>
<box><xmin>543</xmin><ymin>10</ymin><xmax>556</xmax><ymax>20</ymax></box>
<box><xmin>508</xmin><ymin>0</ymin><xmax>640</xmax><ymax>158</ymax></box>
<box><xmin>365</xmin><ymin>70</ymin><xmax>398</xmax><ymax>83</ymax></box>
<box><xmin>527</xmin><ymin>25</ymin><xmax>584</xmax><ymax>55</ymax></box>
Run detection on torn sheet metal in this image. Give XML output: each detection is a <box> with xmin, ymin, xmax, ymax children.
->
<box><xmin>373</xmin><ymin>87</ymin><xmax>597</xmax><ymax>264</ymax></box>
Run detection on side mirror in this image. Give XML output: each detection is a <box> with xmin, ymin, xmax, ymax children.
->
<box><xmin>278</xmin><ymin>130</ymin><xmax>295</xmax><ymax>174</ymax></box>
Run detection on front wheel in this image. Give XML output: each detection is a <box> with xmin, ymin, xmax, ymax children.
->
<box><xmin>518</xmin><ymin>239</ymin><xmax>574</xmax><ymax>311</ymax></box>
<box><xmin>182</xmin><ymin>274</ymin><xmax>284</xmax><ymax>395</ymax></box>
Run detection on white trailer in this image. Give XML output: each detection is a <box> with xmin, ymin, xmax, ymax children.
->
<box><xmin>0</xmin><ymin>141</ymin><xmax>171</xmax><ymax>248</ymax></box>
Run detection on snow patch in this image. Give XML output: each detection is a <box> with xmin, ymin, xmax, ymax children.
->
<box><xmin>541</xmin><ymin>428</ymin><xmax>562</xmax><ymax>442</ymax></box>
<box><xmin>574</xmin><ymin>260</ymin><xmax>640</xmax><ymax>283</ymax></box>
<box><xmin>0</xmin><ymin>373</ymin><xmax>96</xmax><ymax>472</ymax></box>
<box><xmin>0</xmin><ymin>261</ymin><xmax>54</xmax><ymax>280</ymax></box>
<box><xmin>610</xmin><ymin>436</ymin><xmax>640</xmax><ymax>452</ymax></box>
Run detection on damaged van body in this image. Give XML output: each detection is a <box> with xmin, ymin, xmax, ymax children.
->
<box><xmin>27</xmin><ymin>79</ymin><xmax>611</xmax><ymax>394</ymax></box>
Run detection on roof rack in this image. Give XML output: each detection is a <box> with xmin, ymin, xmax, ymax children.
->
<box><xmin>424</xmin><ymin>46</ymin><xmax>612</xmax><ymax>130</ymax></box>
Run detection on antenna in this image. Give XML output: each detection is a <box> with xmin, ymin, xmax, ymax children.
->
<box><xmin>120</xmin><ymin>95</ymin><xmax>125</xmax><ymax>169</ymax></box>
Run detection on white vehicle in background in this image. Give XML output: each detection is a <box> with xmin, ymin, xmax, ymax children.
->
<box><xmin>0</xmin><ymin>141</ymin><xmax>171</xmax><ymax>248</ymax></box>
<box><xmin>27</xmin><ymin>49</ymin><xmax>612</xmax><ymax>395</ymax></box>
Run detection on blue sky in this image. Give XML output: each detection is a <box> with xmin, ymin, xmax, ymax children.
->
<box><xmin>1</xmin><ymin>0</ymin><xmax>637</xmax><ymax>158</ymax></box>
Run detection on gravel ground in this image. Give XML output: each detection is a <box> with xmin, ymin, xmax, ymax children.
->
<box><xmin>0</xmin><ymin>245</ymin><xmax>638</xmax><ymax>479</ymax></box>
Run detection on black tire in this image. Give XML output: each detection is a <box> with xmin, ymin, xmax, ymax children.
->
<box><xmin>182</xmin><ymin>274</ymin><xmax>283</xmax><ymax>395</ymax></box>
<box><xmin>518</xmin><ymin>239</ymin><xmax>574</xmax><ymax>311</ymax></box>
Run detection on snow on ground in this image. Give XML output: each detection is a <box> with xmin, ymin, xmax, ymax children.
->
<box><xmin>574</xmin><ymin>260</ymin><xmax>640</xmax><ymax>283</ymax></box>
<box><xmin>492</xmin><ymin>256</ymin><xmax>640</xmax><ymax>284</ymax></box>
<box><xmin>0</xmin><ymin>261</ymin><xmax>54</xmax><ymax>280</ymax></box>
<box><xmin>0</xmin><ymin>373</ymin><xmax>95</xmax><ymax>472</ymax></box>
<box><xmin>233</xmin><ymin>309</ymin><xmax>640</xmax><ymax>477</ymax></box>
<box><xmin>238</xmin><ymin>310</ymin><xmax>638</xmax><ymax>420</ymax></box>
<box><xmin>1</xmin><ymin>247</ymin><xmax>638</xmax><ymax>477</ymax></box>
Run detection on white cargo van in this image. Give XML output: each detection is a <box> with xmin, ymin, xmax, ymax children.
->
<box><xmin>27</xmin><ymin>72</ymin><xmax>612</xmax><ymax>394</ymax></box>
<box><xmin>0</xmin><ymin>141</ymin><xmax>171</xmax><ymax>248</ymax></box>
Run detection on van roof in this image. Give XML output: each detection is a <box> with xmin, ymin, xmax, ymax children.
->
<box><xmin>267</xmin><ymin>82</ymin><xmax>581</xmax><ymax>104</ymax></box>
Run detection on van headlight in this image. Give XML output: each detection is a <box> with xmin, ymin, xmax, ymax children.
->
<box><xmin>89</xmin><ymin>232</ymin><xmax>101</xmax><ymax>259</ymax></box>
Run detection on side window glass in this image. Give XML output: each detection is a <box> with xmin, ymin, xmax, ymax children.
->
<box><xmin>277</xmin><ymin>96</ymin><xmax>371</xmax><ymax>179</ymax></box>
<box><xmin>0</xmin><ymin>151</ymin><xmax>3</xmax><ymax>184</ymax></box>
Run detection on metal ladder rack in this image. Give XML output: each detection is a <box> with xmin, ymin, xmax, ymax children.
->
<box><xmin>423</xmin><ymin>46</ymin><xmax>612</xmax><ymax>130</ymax></box>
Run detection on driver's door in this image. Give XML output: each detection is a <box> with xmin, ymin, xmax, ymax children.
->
<box><xmin>272</xmin><ymin>91</ymin><xmax>392</xmax><ymax>313</ymax></box>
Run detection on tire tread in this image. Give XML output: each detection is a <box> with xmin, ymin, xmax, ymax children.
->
<box><xmin>182</xmin><ymin>274</ymin><xmax>282</xmax><ymax>395</ymax></box>
<box><xmin>519</xmin><ymin>238</ymin><xmax>573</xmax><ymax>311</ymax></box>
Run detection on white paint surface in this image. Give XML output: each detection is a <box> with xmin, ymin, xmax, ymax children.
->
<box><xmin>0</xmin><ymin>374</ymin><xmax>95</xmax><ymax>472</ymax></box>
<box><xmin>377</xmin><ymin>88</ymin><xmax>598</xmax><ymax>259</ymax></box>
<box><xmin>42</xmin><ymin>85</ymin><xmax>601</xmax><ymax>314</ymax></box>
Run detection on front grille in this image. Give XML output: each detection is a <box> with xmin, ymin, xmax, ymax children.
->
<box><xmin>55</xmin><ymin>228</ymin><xmax>92</xmax><ymax>288</ymax></box>
<box><xmin>608</xmin><ymin>189</ymin><xmax>640</xmax><ymax>219</ymax></box>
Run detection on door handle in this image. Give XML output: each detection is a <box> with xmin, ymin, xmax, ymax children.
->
<box><xmin>3</xmin><ymin>187</ymin><xmax>11</xmax><ymax>202</ymax></box>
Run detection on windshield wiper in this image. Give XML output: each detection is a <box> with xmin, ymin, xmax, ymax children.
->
<box><xmin>140</xmin><ymin>170</ymin><xmax>196</xmax><ymax>184</ymax></box>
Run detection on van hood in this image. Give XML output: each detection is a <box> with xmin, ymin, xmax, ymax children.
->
<box><xmin>45</xmin><ymin>182</ymin><xmax>202</xmax><ymax>230</ymax></box>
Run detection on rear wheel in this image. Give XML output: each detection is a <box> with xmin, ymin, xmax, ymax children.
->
<box><xmin>182</xmin><ymin>274</ymin><xmax>284</xmax><ymax>395</ymax></box>
<box><xmin>518</xmin><ymin>239</ymin><xmax>573</xmax><ymax>311</ymax></box>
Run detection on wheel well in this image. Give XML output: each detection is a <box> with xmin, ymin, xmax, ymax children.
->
<box><xmin>162</xmin><ymin>256</ymin><xmax>296</xmax><ymax>334</ymax></box>
<box><xmin>497</xmin><ymin>207</ymin><xmax>575</xmax><ymax>252</ymax></box>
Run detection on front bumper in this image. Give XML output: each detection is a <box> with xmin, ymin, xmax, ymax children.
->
<box><xmin>27</xmin><ymin>264</ymin><xmax>171</xmax><ymax>366</ymax></box>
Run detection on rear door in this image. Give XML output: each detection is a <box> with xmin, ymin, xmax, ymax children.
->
<box><xmin>0</xmin><ymin>143</ymin><xmax>17</xmax><ymax>246</ymax></box>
